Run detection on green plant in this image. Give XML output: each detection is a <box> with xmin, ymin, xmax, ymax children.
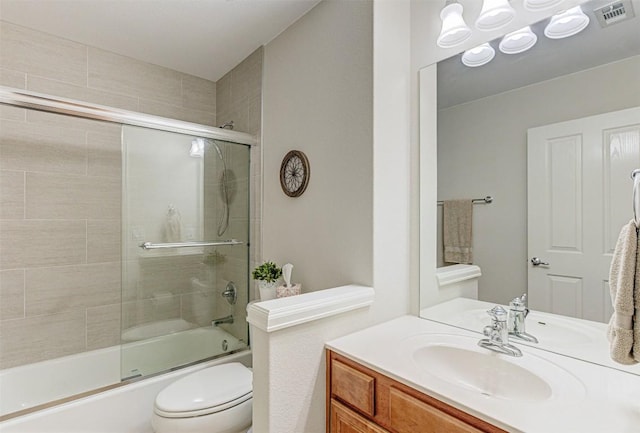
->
<box><xmin>252</xmin><ymin>261</ymin><xmax>282</xmax><ymax>283</ymax></box>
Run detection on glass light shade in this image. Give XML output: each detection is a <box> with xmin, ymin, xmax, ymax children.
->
<box><xmin>475</xmin><ymin>0</ymin><xmax>516</xmax><ymax>31</ymax></box>
<box><xmin>523</xmin><ymin>0</ymin><xmax>565</xmax><ymax>12</ymax></box>
<box><xmin>437</xmin><ymin>2</ymin><xmax>472</xmax><ymax>48</ymax></box>
<box><xmin>499</xmin><ymin>26</ymin><xmax>538</xmax><ymax>54</ymax></box>
<box><xmin>544</xmin><ymin>6</ymin><xmax>590</xmax><ymax>39</ymax></box>
<box><xmin>190</xmin><ymin>138</ymin><xmax>204</xmax><ymax>157</ymax></box>
<box><xmin>461</xmin><ymin>43</ymin><xmax>495</xmax><ymax>67</ymax></box>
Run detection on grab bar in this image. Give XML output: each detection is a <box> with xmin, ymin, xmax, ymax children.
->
<box><xmin>437</xmin><ymin>196</ymin><xmax>493</xmax><ymax>205</ymax></box>
<box><xmin>139</xmin><ymin>240</ymin><xmax>243</xmax><ymax>250</ymax></box>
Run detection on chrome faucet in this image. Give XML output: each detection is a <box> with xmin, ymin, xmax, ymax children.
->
<box><xmin>508</xmin><ymin>294</ymin><xmax>539</xmax><ymax>343</ymax></box>
<box><xmin>478</xmin><ymin>306</ymin><xmax>522</xmax><ymax>357</ymax></box>
<box><xmin>212</xmin><ymin>315</ymin><xmax>234</xmax><ymax>327</ymax></box>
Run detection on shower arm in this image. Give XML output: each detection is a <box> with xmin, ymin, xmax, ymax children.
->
<box><xmin>139</xmin><ymin>240</ymin><xmax>242</xmax><ymax>250</ymax></box>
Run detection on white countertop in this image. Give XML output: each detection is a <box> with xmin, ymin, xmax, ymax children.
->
<box><xmin>326</xmin><ymin>316</ymin><xmax>640</xmax><ymax>433</ymax></box>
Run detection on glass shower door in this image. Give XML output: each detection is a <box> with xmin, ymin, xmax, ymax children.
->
<box><xmin>121</xmin><ymin>125</ymin><xmax>250</xmax><ymax>379</ymax></box>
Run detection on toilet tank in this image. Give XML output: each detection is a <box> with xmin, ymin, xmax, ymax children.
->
<box><xmin>436</xmin><ymin>264</ymin><xmax>481</xmax><ymax>303</ymax></box>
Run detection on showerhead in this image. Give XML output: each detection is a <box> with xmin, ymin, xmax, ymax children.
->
<box><xmin>218</xmin><ymin>120</ymin><xmax>234</xmax><ymax>130</ymax></box>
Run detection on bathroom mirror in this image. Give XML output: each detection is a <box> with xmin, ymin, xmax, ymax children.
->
<box><xmin>420</xmin><ymin>0</ymin><xmax>640</xmax><ymax>374</ymax></box>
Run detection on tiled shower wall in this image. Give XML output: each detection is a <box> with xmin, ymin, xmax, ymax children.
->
<box><xmin>0</xmin><ymin>20</ymin><xmax>261</xmax><ymax>368</ymax></box>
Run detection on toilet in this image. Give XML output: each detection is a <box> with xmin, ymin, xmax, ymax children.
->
<box><xmin>152</xmin><ymin>362</ymin><xmax>253</xmax><ymax>433</ymax></box>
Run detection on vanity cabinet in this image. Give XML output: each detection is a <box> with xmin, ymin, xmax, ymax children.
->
<box><xmin>326</xmin><ymin>350</ymin><xmax>506</xmax><ymax>433</ymax></box>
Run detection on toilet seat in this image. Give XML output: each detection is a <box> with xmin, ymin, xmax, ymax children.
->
<box><xmin>154</xmin><ymin>362</ymin><xmax>252</xmax><ymax>419</ymax></box>
<box><xmin>154</xmin><ymin>391</ymin><xmax>252</xmax><ymax>418</ymax></box>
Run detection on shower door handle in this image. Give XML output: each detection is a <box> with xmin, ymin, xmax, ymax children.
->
<box><xmin>140</xmin><ymin>240</ymin><xmax>243</xmax><ymax>250</ymax></box>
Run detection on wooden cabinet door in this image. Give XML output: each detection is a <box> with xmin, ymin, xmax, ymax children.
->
<box><xmin>331</xmin><ymin>359</ymin><xmax>375</xmax><ymax>417</ymax></box>
<box><xmin>331</xmin><ymin>400</ymin><xmax>389</xmax><ymax>433</ymax></box>
<box><xmin>389</xmin><ymin>388</ymin><xmax>482</xmax><ymax>433</ymax></box>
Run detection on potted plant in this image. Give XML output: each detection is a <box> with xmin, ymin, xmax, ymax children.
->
<box><xmin>252</xmin><ymin>261</ymin><xmax>282</xmax><ymax>300</ymax></box>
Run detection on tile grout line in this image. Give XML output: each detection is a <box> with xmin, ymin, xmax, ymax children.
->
<box><xmin>22</xmin><ymin>170</ymin><xmax>26</xmax><ymax>220</ymax></box>
<box><xmin>85</xmin><ymin>46</ymin><xmax>89</xmax><ymax>89</ymax></box>
<box><xmin>85</xmin><ymin>219</ymin><xmax>88</xmax><ymax>265</ymax></box>
<box><xmin>85</xmin><ymin>307</ymin><xmax>88</xmax><ymax>349</ymax></box>
<box><xmin>22</xmin><ymin>268</ymin><xmax>27</xmax><ymax>320</ymax></box>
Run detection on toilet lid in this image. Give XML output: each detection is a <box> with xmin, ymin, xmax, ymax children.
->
<box><xmin>155</xmin><ymin>363</ymin><xmax>252</xmax><ymax>414</ymax></box>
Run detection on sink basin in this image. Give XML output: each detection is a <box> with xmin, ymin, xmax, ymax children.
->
<box><xmin>403</xmin><ymin>334</ymin><xmax>585</xmax><ymax>402</ymax></box>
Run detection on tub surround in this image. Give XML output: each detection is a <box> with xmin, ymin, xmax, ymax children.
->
<box><xmin>326</xmin><ymin>316</ymin><xmax>640</xmax><ymax>433</ymax></box>
<box><xmin>0</xmin><ymin>350</ymin><xmax>251</xmax><ymax>433</ymax></box>
<box><xmin>0</xmin><ymin>325</ymin><xmax>246</xmax><ymax>418</ymax></box>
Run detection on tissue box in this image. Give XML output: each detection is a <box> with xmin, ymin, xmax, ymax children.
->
<box><xmin>276</xmin><ymin>284</ymin><xmax>301</xmax><ymax>298</ymax></box>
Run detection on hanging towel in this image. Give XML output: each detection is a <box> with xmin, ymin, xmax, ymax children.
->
<box><xmin>443</xmin><ymin>199</ymin><xmax>473</xmax><ymax>264</ymax></box>
<box><xmin>607</xmin><ymin>219</ymin><xmax>639</xmax><ymax>365</ymax></box>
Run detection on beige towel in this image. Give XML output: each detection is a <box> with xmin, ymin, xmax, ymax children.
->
<box><xmin>607</xmin><ymin>219</ymin><xmax>639</xmax><ymax>365</ymax></box>
<box><xmin>443</xmin><ymin>200</ymin><xmax>473</xmax><ymax>264</ymax></box>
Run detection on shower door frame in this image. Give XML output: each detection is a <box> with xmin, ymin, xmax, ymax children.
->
<box><xmin>0</xmin><ymin>85</ymin><xmax>257</xmax><ymax>420</ymax></box>
<box><xmin>0</xmin><ymin>86</ymin><xmax>257</xmax><ymax>146</ymax></box>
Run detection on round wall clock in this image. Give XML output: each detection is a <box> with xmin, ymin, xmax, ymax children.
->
<box><xmin>280</xmin><ymin>150</ymin><xmax>310</xmax><ymax>197</ymax></box>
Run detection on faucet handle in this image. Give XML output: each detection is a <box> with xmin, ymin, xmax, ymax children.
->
<box><xmin>486</xmin><ymin>305</ymin><xmax>508</xmax><ymax>322</ymax></box>
<box><xmin>510</xmin><ymin>293</ymin><xmax>529</xmax><ymax>311</ymax></box>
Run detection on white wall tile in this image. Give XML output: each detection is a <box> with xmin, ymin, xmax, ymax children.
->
<box><xmin>88</xmin><ymin>47</ymin><xmax>182</xmax><ymax>106</ymax></box>
<box><xmin>0</xmin><ymin>22</ymin><xmax>87</xmax><ymax>86</ymax></box>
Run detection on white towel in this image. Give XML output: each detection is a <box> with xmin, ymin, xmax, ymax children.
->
<box><xmin>607</xmin><ymin>219</ymin><xmax>639</xmax><ymax>365</ymax></box>
<box><xmin>443</xmin><ymin>200</ymin><xmax>473</xmax><ymax>264</ymax></box>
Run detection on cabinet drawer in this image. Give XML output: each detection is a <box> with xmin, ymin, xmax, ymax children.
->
<box><xmin>331</xmin><ymin>400</ymin><xmax>389</xmax><ymax>433</ymax></box>
<box><xmin>389</xmin><ymin>387</ymin><xmax>482</xmax><ymax>433</ymax></box>
<box><xmin>331</xmin><ymin>359</ymin><xmax>375</xmax><ymax>417</ymax></box>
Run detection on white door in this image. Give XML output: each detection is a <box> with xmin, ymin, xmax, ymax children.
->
<box><xmin>527</xmin><ymin>107</ymin><xmax>640</xmax><ymax>322</ymax></box>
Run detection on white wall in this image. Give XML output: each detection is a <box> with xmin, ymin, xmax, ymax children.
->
<box><xmin>437</xmin><ymin>56</ymin><xmax>640</xmax><ymax>304</ymax></box>
<box><xmin>262</xmin><ymin>0</ymin><xmax>373</xmax><ymax>293</ymax></box>
<box><xmin>251</xmin><ymin>305</ymin><xmax>371</xmax><ymax>433</ymax></box>
<box><xmin>262</xmin><ymin>0</ymin><xmax>415</xmax><ymax>321</ymax></box>
<box><xmin>373</xmin><ymin>0</ymin><xmax>412</xmax><ymax>321</ymax></box>
<box><xmin>252</xmin><ymin>1</ymin><xmax>413</xmax><ymax>432</ymax></box>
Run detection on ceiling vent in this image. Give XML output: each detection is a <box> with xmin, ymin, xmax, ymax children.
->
<box><xmin>594</xmin><ymin>0</ymin><xmax>636</xmax><ymax>27</ymax></box>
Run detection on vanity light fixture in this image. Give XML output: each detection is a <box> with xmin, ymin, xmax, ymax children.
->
<box><xmin>523</xmin><ymin>0</ymin><xmax>565</xmax><ymax>12</ymax></box>
<box><xmin>544</xmin><ymin>6</ymin><xmax>590</xmax><ymax>39</ymax></box>
<box><xmin>437</xmin><ymin>0</ymin><xmax>472</xmax><ymax>48</ymax></box>
<box><xmin>461</xmin><ymin>43</ymin><xmax>496</xmax><ymax>67</ymax></box>
<box><xmin>499</xmin><ymin>26</ymin><xmax>538</xmax><ymax>54</ymax></box>
<box><xmin>475</xmin><ymin>0</ymin><xmax>516</xmax><ymax>31</ymax></box>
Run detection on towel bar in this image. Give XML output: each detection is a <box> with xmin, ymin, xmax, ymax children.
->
<box><xmin>437</xmin><ymin>196</ymin><xmax>493</xmax><ymax>206</ymax></box>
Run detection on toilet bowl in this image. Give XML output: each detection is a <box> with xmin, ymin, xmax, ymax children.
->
<box><xmin>152</xmin><ymin>362</ymin><xmax>252</xmax><ymax>433</ymax></box>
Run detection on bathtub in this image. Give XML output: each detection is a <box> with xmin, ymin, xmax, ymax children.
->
<box><xmin>0</xmin><ymin>325</ymin><xmax>248</xmax><ymax>418</ymax></box>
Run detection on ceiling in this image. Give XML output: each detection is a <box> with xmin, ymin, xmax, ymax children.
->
<box><xmin>0</xmin><ymin>0</ymin><xmax>322</xmax><ymax>82</ymax></box>
<box><xmin>438</xmin><ymin>0</ymin><xmax>640</xmax><ymax>109</ymax></box>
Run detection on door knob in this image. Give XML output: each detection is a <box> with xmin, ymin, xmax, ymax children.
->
<box><xmin>530</xmin><ymin>257</ymin><xmax>549</xmax><ymax>266</ymax></box>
